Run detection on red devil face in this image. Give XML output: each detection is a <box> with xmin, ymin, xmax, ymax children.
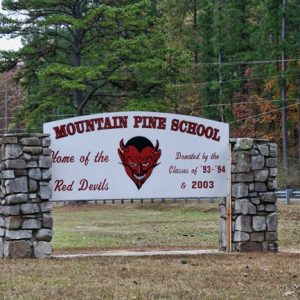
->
<box><xmin>118</xmin><ymin>136</ymin><xmax>161</xmax><ymax>189</ymax></box>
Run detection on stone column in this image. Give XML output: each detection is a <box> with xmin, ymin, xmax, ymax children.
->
<box><xmin>0</xmin><ymin>134</ymin><xmax>53</xmax><ymax>258</ymax></box>
<box><xmin>219</xmin><ymin>138</ymin><xmax>278</xmax><ymax>252</ymax></box>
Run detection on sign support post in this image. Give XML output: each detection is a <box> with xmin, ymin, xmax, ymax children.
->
<box><xmin>226</xmin><ymin>143</ymin><xmax>232</xmax><ymax>252</ymax></box>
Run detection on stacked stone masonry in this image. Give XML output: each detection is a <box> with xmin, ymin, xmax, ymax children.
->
<box><xmin>0</xmin><ymin>134</ymin><xmax>52</xmax><ymax>258</ymax></box>
<box><xmin>220</xmin><ymin>138</ymin><xmax>278</xmax><ymax>252</ymax></box>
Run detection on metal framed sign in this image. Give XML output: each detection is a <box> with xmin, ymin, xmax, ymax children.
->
<box><xmin>43</xmin><ymin>112</ymin><xmax>230</xmax><ymax>201</ymax></box>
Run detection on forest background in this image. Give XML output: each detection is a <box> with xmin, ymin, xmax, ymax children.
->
<box><xmin>0</xmin><ymin>0</ymin><xmax>299</xmax><ymax>188</ymax></box>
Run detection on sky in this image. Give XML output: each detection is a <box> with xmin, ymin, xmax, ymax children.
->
<box><xmin>0</xmin><ymin>0</ymin><xmax>22</xmax><ymax>51</ymax></box>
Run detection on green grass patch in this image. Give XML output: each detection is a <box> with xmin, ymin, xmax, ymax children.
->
<box><xmin>52</xmin><ymin>202</ymin><xmax>219</xmax><ymax>252</ymax></box>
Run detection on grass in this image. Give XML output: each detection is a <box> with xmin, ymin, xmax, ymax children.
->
<box><xmin>0</xmin><ymin>201</ymin><xmax>299</xmax><ymax>299</ymax></box>
<box><xmin>52</xmin><ymin>202</ymin><xmax>220</xmax><ymax>253</ymax></box>
<box><xmin>0</xmin><ymin>253</ymin><xmax>299</xmax><ymax>299</ymax></box>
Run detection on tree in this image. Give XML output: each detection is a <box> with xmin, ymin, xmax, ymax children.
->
<box><xmin>0</xmin><ymin>0</ymin><xmax>188</xmax><ymax>130</ymax></box>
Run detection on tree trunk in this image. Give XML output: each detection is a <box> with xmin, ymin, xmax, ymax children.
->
<box><xmin>73</xmin><ymin>0</ymin><xmax>84</xmax><ymax>115</ymax></box>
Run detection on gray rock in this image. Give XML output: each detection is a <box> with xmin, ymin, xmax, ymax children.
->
<box><xmin>0</xmin><ymin>205</ymin><xmax>20</xmax><ymax>216</ymax></box>
<box><xmin>5</xmin><ymin>193</ymin><xmax>28</xmax><ymax>205</ymax></box>
<box><xmin>40</xmin><ymin>201</ymin><xmax>52</xmax><ymax>212</ymax></box>
<box><xmin>249</xmin><ymin>192</ymin><xmax>258</xmax><ymax>197</ymax></box>
<box><xmin>29</xmin><ymin>193</ymin><xmax>37</xmax><ymax>199</ymax></box>
<box><xmin>266</xmin><ymin>204</ymin><xmax>277</xmax><ymax>212</ymax></box>
<box><xmin>21</xmin><ymin>137</ymin><xmax>41</xmax><ymax>146</ymax></box>
<box><xmin>269</xmin><ymin>143</ymin><xmax>277</xmax><ymax>157</ymax></box>
<box><xmin>232</xmin><ymin>183</ymin><xmax>248</xmax><ymax>198</ymax></box>
<box><xmin>254</xmin><ymin>169</ymin><xmax>269</xmax><ymax>182</ymax></box>
<box><xmin>42</xmin><ymin>213</ymin><xmax>53</xmax><ymax>228</ymax></box>
<box><xmin>260</xmin><ymin>192</ymin><xmax>277</xmax><ymax>203</ymax></box>
<box><xmin>265</xmin><ymin>232</ymin><xmax>277</xmax><ymax>241</ymax></box>
<box><xmin>267</xmin><ymin>179</ymin><xmax>277</xmax><ymax>190</ymax></box>
<box><xmin>29</xmin><ymin>179</ymin><xmax>38</xmax><ymax>193</ymax></box>
<box><xmin>4</xmin><ymin>159</ymin><xmax>27</xmax><ymax>169</ymax></box>
<box><xmin>15</xmin><ymin>169</ymin><xmax>28</xmax><ymax>177</ymax></box>
<box><xmin>219</xmin><ymin>218</ymin><xmax>227</xmax><ymax>249</ymax></box>
<box><xmin>253</xmin><ymin>216</ymin><xmax>266</xmax><ymax>231</ymax></box>
<box><xmin>231</xmin><ymin>174</ymin><xmax>236</xmax><ymax>182</ymax></box>
<box><xmin>255</xmin><ymin>182</ymin><xmax>267</xmax><ymax>192</ymax></box>
<box><xmin>235</xmin><ymin>173</ymin><xmax>254</xmax><ymax>182</ymax></box>
<box><xmin>4</xmin><ymin>240</ymin><xmax>32</xmax><ymax>258</ymax></box>
<box><xmin>43</xmin><ymin>148</ymin><xmax>52</xmax><ymax>156</ymax></box>
<box><xmin>237</xmin><ymin>242</ymin><xmax>262</xmax><ymax>252</ymax></box>
<box><xmin>219</xmin><ymin>205</ymin><xmax>226</xmax><ymax>218</ymax></box>
<box><xmin>234</xmin><ymin>231</ymin><xmax>249</xmax><ymax>242</ymax></box>
<box><xmin>250</xmin><ymin>149</ymin><xmax>259</xmax><ymax>155</ymax></box>
<box><xmin>24</xmin><ymin>153</ymin><xmax>32</xmax><ymax>160</ymax></box>
<box><xmin>232</xmin><ymin>152</ymin><xmax>250</xmax><ymax>173</ymax></box>
<box><xmin>0</xmin><ymin>216</ymin><xmax>4</xmax><ymax>227</ymax></box>
<box><xmin>5</xmin><ymin>230</ymin><xmax>32</xmax><ymax>240</ymax></box>
<box><xmin>23</xmin><ymin>146</ymin><xmax>43</xmax><ymax>154</ymax></box>
<box><xmin>26</xmin><ymin>161</ymin><xmax>38</xmax><ymax>168</ymax></box>
<box><xmin>1</xmin><ymin>170</ymin><xmax>15</xmax><ymax>179</ymax></box>
<box><xmin>235</xmin><ymin>215</ymin><xmax>251</xmax><ymax>232</ymax></box>
<box><xmin>0</xmin><ymin>240</ymin><xmax>3</xmax><ymax>258</ymax></box>
<box><xmin>249</xmin><ymin>183</ymin><xmax>255</xmax><ymax>192</ymax></box>
<box><xmin>36</xmin><ymin>229</ymin><xmax>52</xmax><ymax>242</ymax></box>
<box><xmin>34</xmin><ymin>241</ymin><xmax>52</xmax><ymax>258</ymax></box>
<box><xmin>39</xmin><ymin>156</ymin><xmax>52</xmax><ymax>168</ymax></box>
<box><xmin>234</xmin><ymin>138</ymin><xmax>253</xmax><ymax>150</ymax></box>
<box><xmin>269</xmin><ymin>168</ymin><xmax>278</xmax><ymax>177</ymax></box>
<box><xmin>250</xmin><ymin>197</ymin><xmax>260</xmax><ymax>205</ymax></box>
<box><xmin>39</xmin><ymin>184</ymin><xmax>52</xmax><ymax>200</ymax></box>
<box><xmin>2</xmin><ymin>136</ymin><xmax>18</xmax><ymax>144</ymax></box>
<box><xmin>267</xmin><ymin>213</ymin><xmax>277</xmax><ymax>231</ymax></box>
<box><xmin>42</xmin><ymin>170</ymin><xmax>52</xmax><ymax>180</ymax></box>
<box><xmin>22</xmin><ymin>219</ymin><xmax>42</xmax><ymax>229</ymax></box>
<box><xmin>250</xmin><ymin>232</ymin><xmax>265</xmax><ymax>242</ymax></box>
<box><xmin>42</xmin><ymin>137</ymin><xmax>51</xmax><ymax>147</ymax></box>
<box><xmin>21</xmin><ymin>203</ymin><xmax>40</xmax><ymax>214</ymax></box>
<box><xmin>251</xmin><ymin>155</ymin><xmax>265</xmax><ymax>170</ymax></box>
<box><xmin>5</xmin><ymin>177</ymin><xmax>28</xmax><ymax>194</ymax></box>
<box><xmin>235</xmin><ymin>199</ymin><xmax>256</xmax><ymax>215</ymax></box>
<box><xmin>257</xmin><ymin>144</ymin><xmax>269</xmax><ymax>156</ymax></box>
<box><xmin>5</xmin><ymin>216</ymin><xmax>22</xmax><ymax>229</ymax></box>
<box><xmin>4</xmin><ymin>144</ymin><xmax>23</xmax><ymax>160</ymax></box>
<box><xmin>257</xmin><ymin>204</ymin><xmax>265</xmax><ymax>211</ymax></box>
<box><xmin>263</xmin><ymin>241</ymin><xmax>278</xmax><ymax>252</ymax></box>
<box><xmin>266</xmin><ymin>158</ymin><xmax>277</xmax><ymax>168</ymax></box>
<box><xmin>29</xmin><ymin>168</ymin><xmax>42</xmax><ymax>180</ymax></box>
<box><xmin>0</xmin><ymin>228</ymin><xmax>5</xmax><ymax>237</ymax></box>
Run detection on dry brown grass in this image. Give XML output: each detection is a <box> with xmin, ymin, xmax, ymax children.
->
<box><xmin>0</xmin><ymin>201</ymin><xmax>299</xmax><ymax>299</ymax></box>
<box><xmin>0</xmin><ymin>253</ymin><xmax>299</xmax><ymax>299</ymax></box>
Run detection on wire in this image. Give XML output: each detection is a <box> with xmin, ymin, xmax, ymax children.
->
<box><xmin>195</xmin><ymin>58</ymin><xmax>300</xmax><ymax>67</ymax></box>
<box><xmin>178</xmin><ymin>98</ymin><xmax>297</xmax><ymax>109</ymax></box>
<box><xmin>177</xmin><ymin>73</ymin><xmax>300</xmax><ymax>87</ymax></box>
<box><xmin>230</xmin><ymin>103</ymin><xmax>298</xmax><ymax>124</ymax></box>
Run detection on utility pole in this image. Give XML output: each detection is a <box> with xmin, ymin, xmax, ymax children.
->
<box><xmin>281</xmin><ymin>0</ymin><xmax>289</xmax><ymax>203</ymax></box>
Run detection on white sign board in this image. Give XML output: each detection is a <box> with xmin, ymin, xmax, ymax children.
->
<box><xmin>43</xmin><ymin>112</ymin><xmax>229</xmax><ymax>201</ymax></box>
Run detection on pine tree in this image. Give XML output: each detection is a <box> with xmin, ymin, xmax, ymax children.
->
<box><xmin>0</xmin><ymin>0</ymin><xmax>188</xmax><ymax>130</ymax></box>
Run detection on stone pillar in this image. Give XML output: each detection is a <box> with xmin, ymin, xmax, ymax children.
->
<box><xmin>219</xmin><ymin>138</ymin><xmax>278</xmax><ymax>252</ymax></box>
<box><xmin>0</xmin><ymin>134</ymin><xmax>53</xmax><ymax>258</ymax></box>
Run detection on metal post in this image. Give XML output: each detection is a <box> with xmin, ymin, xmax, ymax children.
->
<box><xmin>226</xmin><ymin>143</ymin><xmax>232</xmax><ymax>252</ymax></box>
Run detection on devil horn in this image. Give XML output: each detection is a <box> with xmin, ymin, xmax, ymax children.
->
<box><xmin>155</xmin><ymin>140</ymin><xmax>159</xmax><ymax>151</ymax></box>
<box><xmin>120</xmin><ymin>139</ymin><xmax>128</xmax><ymax>152</ymax></box>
